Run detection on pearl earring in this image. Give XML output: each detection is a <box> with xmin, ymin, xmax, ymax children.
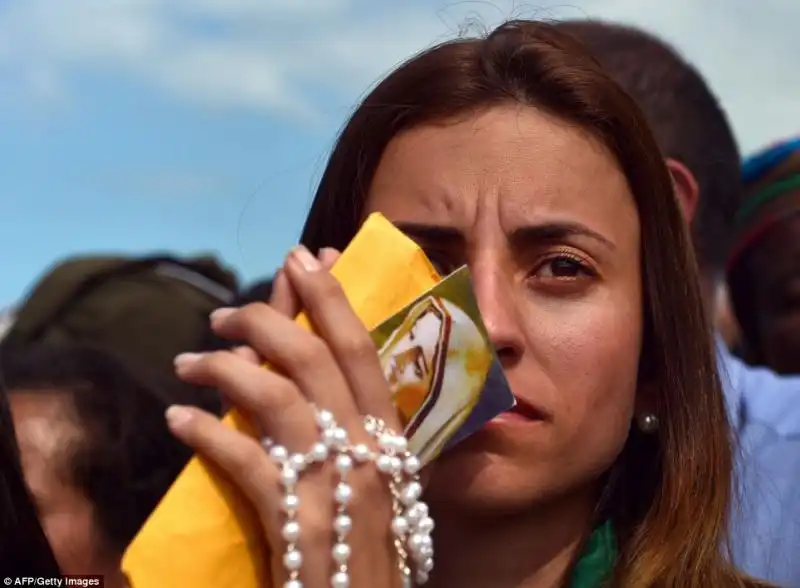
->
<box><xmin>637</xmin><ymin>413</ymin><xmax>659</xmax><ymax>433</ymax></box>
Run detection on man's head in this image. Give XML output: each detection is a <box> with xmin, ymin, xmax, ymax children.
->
<box><xmin>555</xmin><ymin>20</ymin><xmax>741</xmax><ymax>284</ymax></box>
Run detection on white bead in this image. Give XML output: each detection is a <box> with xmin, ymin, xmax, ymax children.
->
<box><xmin>309</xmin><ymin>442</ymin><xmax>328</xmax><ymax>462</ymax></box>
<box><xmin>281</xmin><ymin>466</ymin><xmax>298</xmax><ymax>486</ymax></box>
<box><xmin>289</xmin><ymin>453</ymin><xmax>307</xmax><ymax>472</ymax></box>
<box><xmin>335</xmin><ymin>454</ymin><xmax>353</xmax><ymax>474</ymax></box>
<box><xmin>351</xmin><ymin>444</ymin><xmax>370</xmax><ymax>461</ymax></box>
<box><xmin>378</xmin><ymin>433</ymin><xmax>395</xmax><ymax>452</ymax></box>
<box><xmin>421</xmin><ymin>557</ymin><xmax>434</xmax><ymax>572</ymax></box>
<box><xmin>331</xmin><ymin>571</ymin><xmax>350</xmax><ymax>588</ymax></box>
<box><xmin>334</xmin><ymin>482</ymin><xmax>352</xmax><ymax>504</ymax></box>
<box><xmin>334</xmin><ymin>514</ymin><xmax>352</xmax><ymax>535</ymax></box>
<box><xmin>364</xmin><ymin>419</ymin><xmax>377</xmax><ymax>434</ymax></box>
<box><xmin>282</xmin><ymin>494</ymin><xmax>300</xmax><ymax>512</ymax></box>
<box><xmin>260</xmin><ymin>437</ymin><xmax>274</xmax><ymax>450</ymax></box>
<box><xmin>407</xmin><ymin>502</ymin><xmax>428</xmax><ymax>522</ymax></box>
<box><xmin>394</xmin><ymin>436</ymin><xmax>408</xmax><ymax>453</ymax></box>
<box><xmin>409</xmin><ymin>533</ymin><xmax>425</xmax><ymax>553</ymax></box>
<box><xmin>332</xmin><ymin>541</ymin><xmax>351</xmax><ymax>563</ymax></box>
<box><xmin>391</xmin><ymin>516</ymin><xmax>409</xmax><ymax>536</ymax></box>
<box><xmin>269</xmin><ymin>445</ymin><xmax>288</xmax><ymax>462</ymax></box>
<box><xmin>376</xmin><ymin>455</ymin><xmax>393</xmax><ymax>473</ymax></box>
<box><xmin>418</xmin><ymin>516</ymin><xmax>435</xmax><ymax>534</ymax></box>
<box><xmin>283</xmin><ymin>549</ymin><xmax>302</xmax><ymax>570</ymax></box>
<box><xmin>416</xmin><ymin>570</ymin><xmax>429</xmax><ymax>585</ymax></box>
<box><xmin>281</xmin><ymin>520</ymin><xmax>300</xmax><ymax>542</ymax></box>
<box><xmin>404</xmin><ymin>456</ymin><xmax>421</xmax><ymax>475</ymax></box>
<box><xmin>419</xmin><ymin>545</ymin><xmax>434</xmax><ymax>559</ymax></box>
<box><xmin>389</xmin><ymin>456</ymin><xmax>402</xmax><ymax>474</ymax></box>
<box><xmin>401</xmin><ymin>482</ymin><xmax>422</xmax><ymax>505</ymax></box>
<box><xmin>317</xmin><ymin>409</ymin><xmax>335</xmax><ymax>429</ymax></box>
<box><xmin>284</xmin><ymin>580</ymin><xmax>303</xmax><ymax>588</ymax></box>
<box><xmin>333</xmin><ymin>427</ymin><xmax>348</xmax><ymax>446</ymax></box>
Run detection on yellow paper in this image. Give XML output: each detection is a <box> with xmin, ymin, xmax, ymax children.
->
<box><xmin>123</xmin><ymin>213</ymin><xmax>441</xmax><ymax>587</ymax></box>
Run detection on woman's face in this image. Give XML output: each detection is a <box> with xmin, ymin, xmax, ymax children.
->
<box><xmin>9</xmin><ymin>391</ymin><xmax>119</xmax><ymax>575</ymax></box>
<box><xmin>365</xmin><ymin>105</ymin><xmax>644</xmax><ymax>513</ymax></box>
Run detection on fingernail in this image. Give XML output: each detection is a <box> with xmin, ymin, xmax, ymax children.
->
<box><xmin>210</xmin><ymin>307</ymin><xmax>236</xmax><ymax>325</ymax></box>
<box><xmin>174</xmin><ymin>352</ymin><xmax>203</xmax><ymax>369</ymax></box>
<box><xmin>165</xmin><ymin>405</ymin><xmax>193</xmax><ymax>427</ymax></box>
<box><xmin>291</xmin><ymin>245</ymin><xmax>321</xmax><ymax>272</ymax></box>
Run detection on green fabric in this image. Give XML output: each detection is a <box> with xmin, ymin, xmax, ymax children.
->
<box><xmin>569</xmin><ymin>520</ymin><xmax>618</xmax><ymax>588</ymax></box>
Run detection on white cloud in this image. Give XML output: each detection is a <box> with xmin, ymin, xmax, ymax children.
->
<box><xmin>0</xmin><ymin>0</ymin><xmax>799</xmax><ymax>150</ymax></box>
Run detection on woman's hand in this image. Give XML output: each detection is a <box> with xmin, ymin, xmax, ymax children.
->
<box><xmin>165</xmin><ymin>245</ymin><xmax>416</xmax><ymax>588</ymax></box>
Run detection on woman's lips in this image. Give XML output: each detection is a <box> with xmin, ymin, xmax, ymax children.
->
<box><xmin>488</xmin><ymin>397</ymin><xmax>548</xmax><ymax>425</ymax></box>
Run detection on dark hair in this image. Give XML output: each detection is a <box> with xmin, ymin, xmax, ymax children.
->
<box><xmin>300</xmin><ymin>19</ymin><xmax>757</xmax><ymax>587</ymax></box>
<box><xmin>0</xmin><ymin>387</ymin><xmax>62</xmax><ymax>574</ymax></box>
<box><xmin>553</xmin><ymin>20</ymin><xmax>741</xmax><ymax>276</ymax></box>
<box><xmin>0</xmin><ymin>343</ymin><xmax>193</xmax><ymax>555</ymax></box>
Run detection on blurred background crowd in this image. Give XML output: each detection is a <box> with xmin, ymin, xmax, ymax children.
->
<box><xmin>1</xmin><ymin>1</ymin><xmax>800</xmax><ymax>586</ymax></box>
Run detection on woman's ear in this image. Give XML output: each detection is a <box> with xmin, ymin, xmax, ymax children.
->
<box><xmin>666</xmin><ymin>158</ymin><xmax>700</xmax><ymax>224</ymax></box>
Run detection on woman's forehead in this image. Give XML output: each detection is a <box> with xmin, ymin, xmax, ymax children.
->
<box><xmin>366</xmin><ymin>105</ymin><xmax>637</xmax><ymax>243</ymax></box>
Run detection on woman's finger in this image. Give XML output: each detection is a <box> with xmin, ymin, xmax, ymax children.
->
<box><xmin>208</xmin><ymin>305</ymin><xmax>362</xmax><ymax>426</ymax></box>
<box><xmin>164</xmin><ymin>404</ymin><xmax>279</xmax><ymax>518</ymax></box>
<box><xmin>174</xmin><ymin>350</ymin><xmax>320</xmax><ymax>450</ymax></box>
<box><xmin>269</xmin><ymin>248</ymin><xmax>342</xmax><ymax>318</ymax></box>
<box><xmin>283</xmin><ymin>246</ymin><xmax>399</xmax><ymax>427</ymax></box>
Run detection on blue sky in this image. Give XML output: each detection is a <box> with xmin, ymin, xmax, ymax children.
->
<box><xmin>1</xmin><ymin>0</ymin><xmax>799</xmax><ymax>304</ymax></box>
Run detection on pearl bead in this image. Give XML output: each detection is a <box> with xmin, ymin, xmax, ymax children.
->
<box><xmin>289</xmin><ymin>453</ymin><xmax>306</xmax><ymax>472</ymax></box>
<box><xmin>281</xmin><ymin>520</ymin><xmax>300</xmax><ymax>542</ymax></box>
<box><xmin>309</xmin><ymin>442</ymin><xmax>328</xmax><ymax>462</ymax></box>
<box><xmin>352</xmin><ymin>444</ymin><xmax>370</xmax><ymax>461</ymax></box>
<box><xmin>364</xmin><ymin>419</ymin><xmax>377</xmax><ymax>434</ymax></box>
<box><xmin>416</xmin><ymin>570</ymin><xmax>429</xmax><ymax>584</ymax></box>
<box><xmin>335</xmin><ymin>454</ymin><xmax>353</xmax><ymax>474</ymax></box>
<box><xmin>418</xmin><ymin>516</ymin><xmax>435</xmax><ymax>534</ymax></box>
<box><xmin>378</xmin><ymin>433</ymin><xmax>395</xmax><ymax>452</ymax></box>
<box><xmin>281</xmin><ymin>466</ymin><xmax>298</xmax><ymax>486</ymax></box>
<box><xmin>317</xmin><ymin>409</ymin><xmax>335</xmax><ymax>429</ymax></box>
<box><xmin>389</xmin><ymin>457</ymin><xmax>402</xmax><ymax>473</ymax></box>
<box><xmin>332</xmin><ymin>541</ymin><xmax>351</xmax><ymax>563</ymax></box>
<box><xmin>334</xmin><ymin>514</ymin><xmax>352</xmax><ymax>535</ymax></box>
<box><xmin>394</xmin><ymin>436</ymin><xmax>408</xmax><ymax>453</ymax></box>
<box><xmin>284</xmin><ymin>580</ymin><xmax>303</xmax><ymax>588</ymax></box>
<box><xmin>269</xmin><ymin>445</ymin><xmax>288</xmax><ymax>462</ymax></box>
<box><xmin>404</xmin><ymin>456</ymin><xmax>421</xmax><ymax>474</ymax></box>
<box><xmin>283</xmin><ymin>549</ymin><xmax>302</xmax><ymax>570</ymax></box>
<box><xmin>401</xmin><ymin>482</ymin><xmax>422</xmax><ymax>505</ymax></box>
<box><xmin>376</xmin><ymin>455</ymin><xmax>393</xmax><ymax>472</ymax></box>
<box><xmin>332</xmin><ymin>427</ymin><xmax>348</xmax><ymax>447</ymax></box>
<box><xmin>334</xmin><ymin>483</ymin><xmax>352</xmax><ymax>504</ymax></box>
<box><xmin>282</xmin><ymin>494</ymin><xmax>300</xmax><ymax>512</ymax></box>
<box><xmin>391</xmin><ymin>516</ymin><xmax>409</xmax><ymax>536</ymax></box>
<box><xmin>421</xmin><ymin>557</ymin><xmax>434</xmax><ymax>572</ymax></box>
<box><xmin>409</xmin><ymin>533</ymin><xmax>425</xmax><ymax>552</ymax></box>
<box><xmin>331</xmin><ymin>571</ymin><xmax>350</xmax><ymax>588</ymax></box>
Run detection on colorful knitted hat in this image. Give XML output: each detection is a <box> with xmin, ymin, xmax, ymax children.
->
<box><xmin>726</xmin><ymin>136</ymin><xmax>800</xmax><ymax>271</ymax></box>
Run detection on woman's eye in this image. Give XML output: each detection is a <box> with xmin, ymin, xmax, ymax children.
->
<box><xmin>537</xmin><ymin>255</ymin><xmax>590</xmax><ymax>279</ymax></box>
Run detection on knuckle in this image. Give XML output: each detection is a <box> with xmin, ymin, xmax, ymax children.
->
<box><xmin>338</xmin><ymin>333</ymin><xmax>378</xmax><ymax>364</ymax></box>
<box><xmin>290</xmin><ymin>335</ymin><xmax>333</xmax><ymax>373</ymax></box>
<box><xmin>313</xmin><ymin>274</ymin><xmax>345</xmax><ymax>301</ymax></box>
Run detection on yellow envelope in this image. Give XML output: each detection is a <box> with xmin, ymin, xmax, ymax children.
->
<box><xmin>123</xmin><ymin>213</ymin><xmax>441</xmax><ymax>588</ymax></box>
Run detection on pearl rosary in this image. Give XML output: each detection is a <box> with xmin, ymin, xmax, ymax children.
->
<box><xmin>261</xmin><ymin>408</ymin><xmax>434</xmax><ymax>588</ymax></box>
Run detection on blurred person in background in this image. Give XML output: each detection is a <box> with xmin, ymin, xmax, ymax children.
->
<box><xmin>2</xmin><ymin>343</ymin><xmax>195</xmax><ymax>583</ymax></box>
<box><xmin>727</xmin><ymin>138</ymin><xmax>800</xmax><ymax>374</ymax></box>
<box><xmin>0</xmin><ymin>253</ymin><xmax>240</xmax><ymax>416</ymax></box>
<box><xmin>0</xmin><ymin>385</ymin><xmax>62</xmax><ymax>575</ymax></box>
<box><xmin>555</xmin><ymin>21</ymin><xmax>800</xmax><ymax>585</ymax></box>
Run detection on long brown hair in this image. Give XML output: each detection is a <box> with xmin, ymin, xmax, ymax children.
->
<box><xmin>301</xmin><ymin>20</ymin><xmax>761</xmax><ymax>588</ymax></box>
